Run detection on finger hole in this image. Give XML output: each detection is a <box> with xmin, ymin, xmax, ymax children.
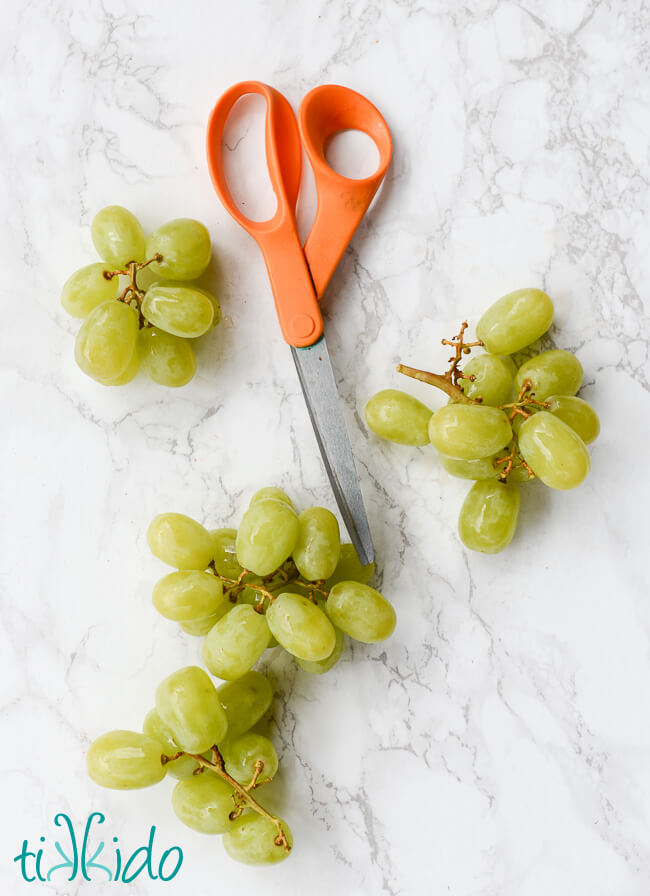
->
<box><xmin>324</xmin><ymin>129</ymin><xmax>381</xmax><ymax>180</ymax></box>
<box><xmin>222</xmin><ymin>94</ymin><xmax>278</xmax><ymax>222</ymax></box>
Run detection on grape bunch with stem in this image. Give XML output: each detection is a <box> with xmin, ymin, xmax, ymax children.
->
<box><xmin>365</xmin><ymin>288</ymin><xmax>600</xmax><ymax>553</ymax></box>
<box><xmin>61</xmin><ymin>206</ymin><xmax>221</xmax><ymax>387</ymax></box>
<box><xmin>86</xmin><ymin>488</ymin><xmax>396</xmax><ymax>865</ymax></box>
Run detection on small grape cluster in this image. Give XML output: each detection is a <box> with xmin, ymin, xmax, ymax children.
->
<box><xmin>365</xmin><ymin>289</ymin><xmax>600</xmax><ymax>554</ymax></box>
<box><xmin>87</xmin><ymin>667</ymin><xmax>293</xmax><ymax>866</ymax></box>
<box><xmin>148</xmin><ymin>487</ymin><xmax>396</xmax><ymax>673</ymax></box>
<box><xmin>86</xmin><ymin>488</ymin><xmax>396</xmax><ymax>866</ymax></box>
<box><xmin>61</xmin><ymin>206</ymin><xmax>221</xmax><ymax>387</ymax></box>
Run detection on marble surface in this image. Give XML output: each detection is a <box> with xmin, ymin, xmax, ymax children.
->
<box><xmin>2</xmin><ymin>0</ymin><xmax>650</xmax><ymax>893</ymax></box>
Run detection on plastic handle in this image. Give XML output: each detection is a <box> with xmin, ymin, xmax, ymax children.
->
<box><xmin>299</xmin><ymin>85</ymin><xmax>392</xmax><ymax>299</ymax></box>
<box><xmin>206</xmin><ymin>81</ymin><xmax>323</xmax><ymax>348</ymax></box>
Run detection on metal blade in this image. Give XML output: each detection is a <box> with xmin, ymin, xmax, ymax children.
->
<box><xmin>291</xmin><ymin>337</ymin><xmax>374</xmax><ymax>567</ymax></box>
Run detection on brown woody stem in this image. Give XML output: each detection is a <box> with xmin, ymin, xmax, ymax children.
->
<box><xmin>163</xmin><ymin>745</ymin><xmax>290</xmax><ymax>852</ymax></box>
<box><xmin>103</xmin><ymin>254</ymin><xmax>163</xmax><ymax>329</ymax></box>
<box><xmin>209</xmin><ymin>561</ymin><xmax>329</xmax><ymax>612</ymax></box>
<box><xmin>396</xmin><ymin>364</ymin><xmax>475</xmax><ymax>404</ymax></box>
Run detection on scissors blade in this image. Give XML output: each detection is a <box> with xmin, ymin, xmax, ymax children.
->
<box><xmin>291</xmin><ymin>337</ymin><xmax>375</xmax><ymax>567</ymax></box>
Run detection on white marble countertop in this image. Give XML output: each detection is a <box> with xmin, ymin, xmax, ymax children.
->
<box><xmin>3</xmin><ymin>0</ymin><xmax>650</xmax><ymax>893</ymax></box>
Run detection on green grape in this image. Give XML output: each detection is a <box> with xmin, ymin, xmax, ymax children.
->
<box><xmin>202</xmin><ymin>604</ymin><xmax>270</xmax><ymax>680</ymax></box>
<box><xmin>293</xmin><ymin>507</ymin><xmax>340</xmax><ymax>580</ymax></box>
<box><xmin>146</xmin><ymin>219</ymin><xmax>212</xmax><ymax>281</ymax></box>
<box><xmin>266</xmin><ymin>592</ymin><xmax>336</xmax><ymax>661</ymax></box>
<box><xmin>518</xmin><ymin>411</ymin><xmax>591</xmax><ymax>490</ymax></box>
<box><xmin>326</xmin><ymin>582</ymin><xmax>396</xmax><ymax>643</ymax></box>
<box><xmin>546</xmin><ymin>395</ymin><xmax>600</xmax><ymax>444</ymax></box>
<box><xmin>364</xmin><ymin>389</ymin><xmax>433</xmax><ymax>446</ymax></box>
<box><xmin>221</xmin><ymin>733</ymin><xmax>279</xmax><ymax>786</ymax></box>
<box><xmin>86</xmin><ymin>730</ymin><xmax>166</xmax><ymax>790</ymax></box>
<box><xmin>428</xmin><ymin>404</ymin><xmax>512</xmax><ymax>460</ymax></box>
<box><xmin>61</xmin><ymin>263</ymin><xmax>119</xmax><ymax>318</ymax></box>
<box><xmin>155</xmin><ymin>666</ymin><xmax>228</xmax><ymax>753</ymax></box>
<box><xmin>235</xmin><ymin>575</ymin><xmax>266</xmax><ymax>606</ymax></box>
<box><xmin>458</xmin><ymin>481</ymin><xmax>520</xmax><ymax>553</ymax></box>
<box><xmin>216</xmin><ymin>671</ymin><xmax>273</xmax><ymax>740</ymax></box>
<box><xmin>249</xmin><ymin>487</ymin><xmax>294</xmax><ymax>509</ymax></box>
<box><xmin>324</xmin><ymin>543</ymin><xmax>374</xmax><ymax>589</ymax></box>
<box><xmin>91</xmin><ymin>206</ymin><xmax>146</xmax><ymax>268</ymax></box>
<box><xmin>236</xmin><ymin>499</ymin><xmax>299</xmax><ymax>576</ymax></box>
<box><xmin>142</xmin><ymin>709</ymin><xmax>203</xmax><ymax>780</ymax></box>
<box><xmin>295</xmin><ymin>626</ymin><xmax>345</xmax><ymax>674</ymax></box>
<box><xmin>138</xmin><ymin>327</ymin><xmax>196</xmax><ymax>387</ymax></box>
<box><xmin>180</xmin><ymin>607</ymin><xmax>230</xmax><ymax>636</ymax></box>
<box><xmin>514</xmin><ymin>350</ymin><xmax>583</xmax><ymax>402</ymax></box>
<box><xmin>152</xmin><ymin>570</ymin><xmax>224</xmax><ymax>622</ymax></box>
<box><xmin>171</xmin><ymin>774</ymin><xmax>237</xmax><ymax>835</ymax></box>
<box><xmin>460</xmin><ymin>354</ymin><xmax>513</xmax><ymax>406</ymax></box>
<box><xmin>476</xmin><ymin>288</ymin><xmax>554</xmax><ymax>354</ymax></box>
<box><xmin>211</xmin><ymin>528</ymin><xmax>243</xmax><ymax>578</ymax></box>
<box><xmin>147</xmin><ymin>513</ymin><xmax>214</xmax><ymax>570</ymax></box>
<box><xmin>141</xmin><ymin>284</ymin><xmax>214</xmax><ymax>338</ymax></box>
<box><xmin>74</xmin><ymin>300</ymin><xmax>139</xmax><ymax>383</ymax></box>
<box><xmin>439</xmin><ymin>453</ymin><xmax>502</xmax><ymax>480</ymax></box>
<box><xmin>151</xmin><ymin>281</ymin><xmax>221</xmax><ymax>331</ymax></box>
<box><xmin>102</xmin><ymin>344</ymin><xmax>141</xmax><ymax>386</ymax></box>
<box><xmin>223</xmin><ymin>815</ymin><xmax>293</xmax><ymax>866</ymax></box>
<box><xmin>439</xmin><ymin>451</ymin><xmax>531</xmax><ymax>483</ymax></box>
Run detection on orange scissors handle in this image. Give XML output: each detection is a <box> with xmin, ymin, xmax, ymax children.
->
<box><xmin>299</xmin><ymin>85</ymin><xmax>392</xmax><ymax>298</ymax></box>
<box><xmin>207</xmin><ymin>81</ymin><xmax>321</xmax><ymax>348</ymax></box>
<box><xmin>206</xmin><ymin>81</ymin><xmax>392</xmax><ymax>347</ymax></box>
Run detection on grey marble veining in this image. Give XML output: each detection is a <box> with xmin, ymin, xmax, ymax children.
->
<box><xmin>2</xmin><ymin>1</ymin><xmax>650</xmax><ymax>894</ymax></box>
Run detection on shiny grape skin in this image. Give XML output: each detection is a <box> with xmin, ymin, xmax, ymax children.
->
<box><xmin>295</xmin><ymin>626</ymin><xmax>345</xmax><ymax>674</ymax></box>
<box><xmin>514</xmin><ymin>350</ymin><xmax>583</xmax><ymax>402</ymax></box>
<box><xmin>460</xmin><ymin>354</ymin><xmax>513</xmax><ymax>406</ymax></box>
<box><xmin>326</xmin><ymin>582</ymin><xmax>396</xmax><ymax>644</ymax></box>
<box><xmin>476</xmin><ymin>288</ymin><xmax>554</xmax><ymax>354</ymax></box>
<box><xmin>147</xmin><ymin>513</ymin><xmax>214</xmax><ymax>570</ymax></box>
<box><xmin>236</xmin><ymin>499</ymin><xmax>299</xmax><ymax>576</ymax></box>
<box><xmin>292</xmin><ymin>507</ymin><xmax>340</xmax><ymax>580</ymax></box>
<box><xmin>61</xmin><ymin>263</ymin><xmax>119</xmax><ymax>318</ymax></box>
<box><xmin>86</xmin><ymin>730</ymin><xmax>166</xmax><ymax>790</ymax></box>
<box><xmin>146</xmin><ymin>218</ymin><xmax>212</xmax><ymax>281</ymax></box>
<box><xmin>138</xmin><ymin>327</ymin><xmax>196</xmax><ymax>387</ymax></box>
<box><xmin>518</xmin><ymin>411</ymin><xmax>591</xmax><ymax>490</ymax></box>
<box><xmin>152</xmin><ymin>570</ymin><xmax>224</xmax><ymax>622</ymax></box>
<box><xmin>458</xmin><ymin>480</ymin><xmax>520</xmax><ymax>553</ymax></box>
<box><xmin>171</xmin><ymin>774</ymin><xmax>238</xmax><ymax>835</ymax></box>
<box><xmin>266</xmin><ymin>592</ymin><xmax>337</xmax><ymax>661</ymax></box>
<box><xmin>155</xmin><ymin>666</ymin><xmax>229</xmax><ymax>753</ymax></box>
<box><xmin>223</xmin><ymin>815</ymin><xmax>293</xmax><ymax>865</ymax></box>
<box><xmin>142</xmin><ymin>284</ymin><xmax>214</xmax><ymax>338</ymax></box>
<box><xmin>74</xmin><ymin>300</ymin><xmax>139</xmax><ymax>383</ymax></box>
<box><xmin>428</xmin><ymin>404</ymin><xmax>512</xmax><ymax>460</ymax></box>
<box><xmin>202</xmin><ymin>605</ymin><xmax>271</xmax><ymax>681</ymax></box>
<box><xmin>221</xmin><ymin>733</ymin><xmax>279</xmax><ymax>786</ymax></box>
<box><xmin>91</xmin><ymin>206</ymin><xmax>146</xmax><ymax>268</ymax></box>
<box><xmin>216</xmin><ymin>671</ymin><xmax>273</xmax><ymax>741</ymax></box>
<box><xmin>365</xmin><ymin>389</ymin><xmax>433</xmax><ymax>446</ymax></box>
<box><xmin>546</xmin><ymin>395</ymin><xmax>600</xmax><ymax>444</ymax></box>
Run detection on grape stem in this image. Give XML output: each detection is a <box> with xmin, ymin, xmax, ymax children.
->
<box><xmin>397</xmin><ymin>321</ymin><xmax>483</xmax><ymax>404</ymax></box>
<box><xmin>162</xmin><ymin>745</ymin><xmax>291</xmax><ymax>852</ymax></box>
<box><xmin>500</xmin><ymin>379</ymin><xmax>551</xmax><ymax>421</ymax></box>
<box><xmin>209</xmin><ymin>560</ymin><xmax>329</xmax><ymax>614</ymax></box>
<box><xmin>103</xmin><ymin>254</ymin><xmax>163</xmax><ymax>329</ymax></box>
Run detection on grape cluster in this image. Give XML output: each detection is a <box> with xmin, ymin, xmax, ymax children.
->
<box><xmin>61</xmin><ymin>206</ymin><xmax>221</xmax><ymax>387</ymax></box>
<box><xmin>365</xmin><ymin>288</ymin><xmax>600</xmax><ymax>553</ymax></box>
<box><xmin>87</xmin><ymin>488</ymin><xmax>396</xmax><ymax>865</ymax></box>
<box><xmin>87</xmin><ymin>667</ymin><xmax>293</xmax><ymax>865</ymax></box>
<box><xmin>148</xmin><ymin>487</ymin><xmax>396</xmax><ymax>672</ymax></box>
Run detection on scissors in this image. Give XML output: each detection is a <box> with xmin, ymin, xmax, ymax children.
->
<box><xmin>206</xmin><ymin>81</ymin><xmax>392</xmax><ymax>566</ymax></box>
